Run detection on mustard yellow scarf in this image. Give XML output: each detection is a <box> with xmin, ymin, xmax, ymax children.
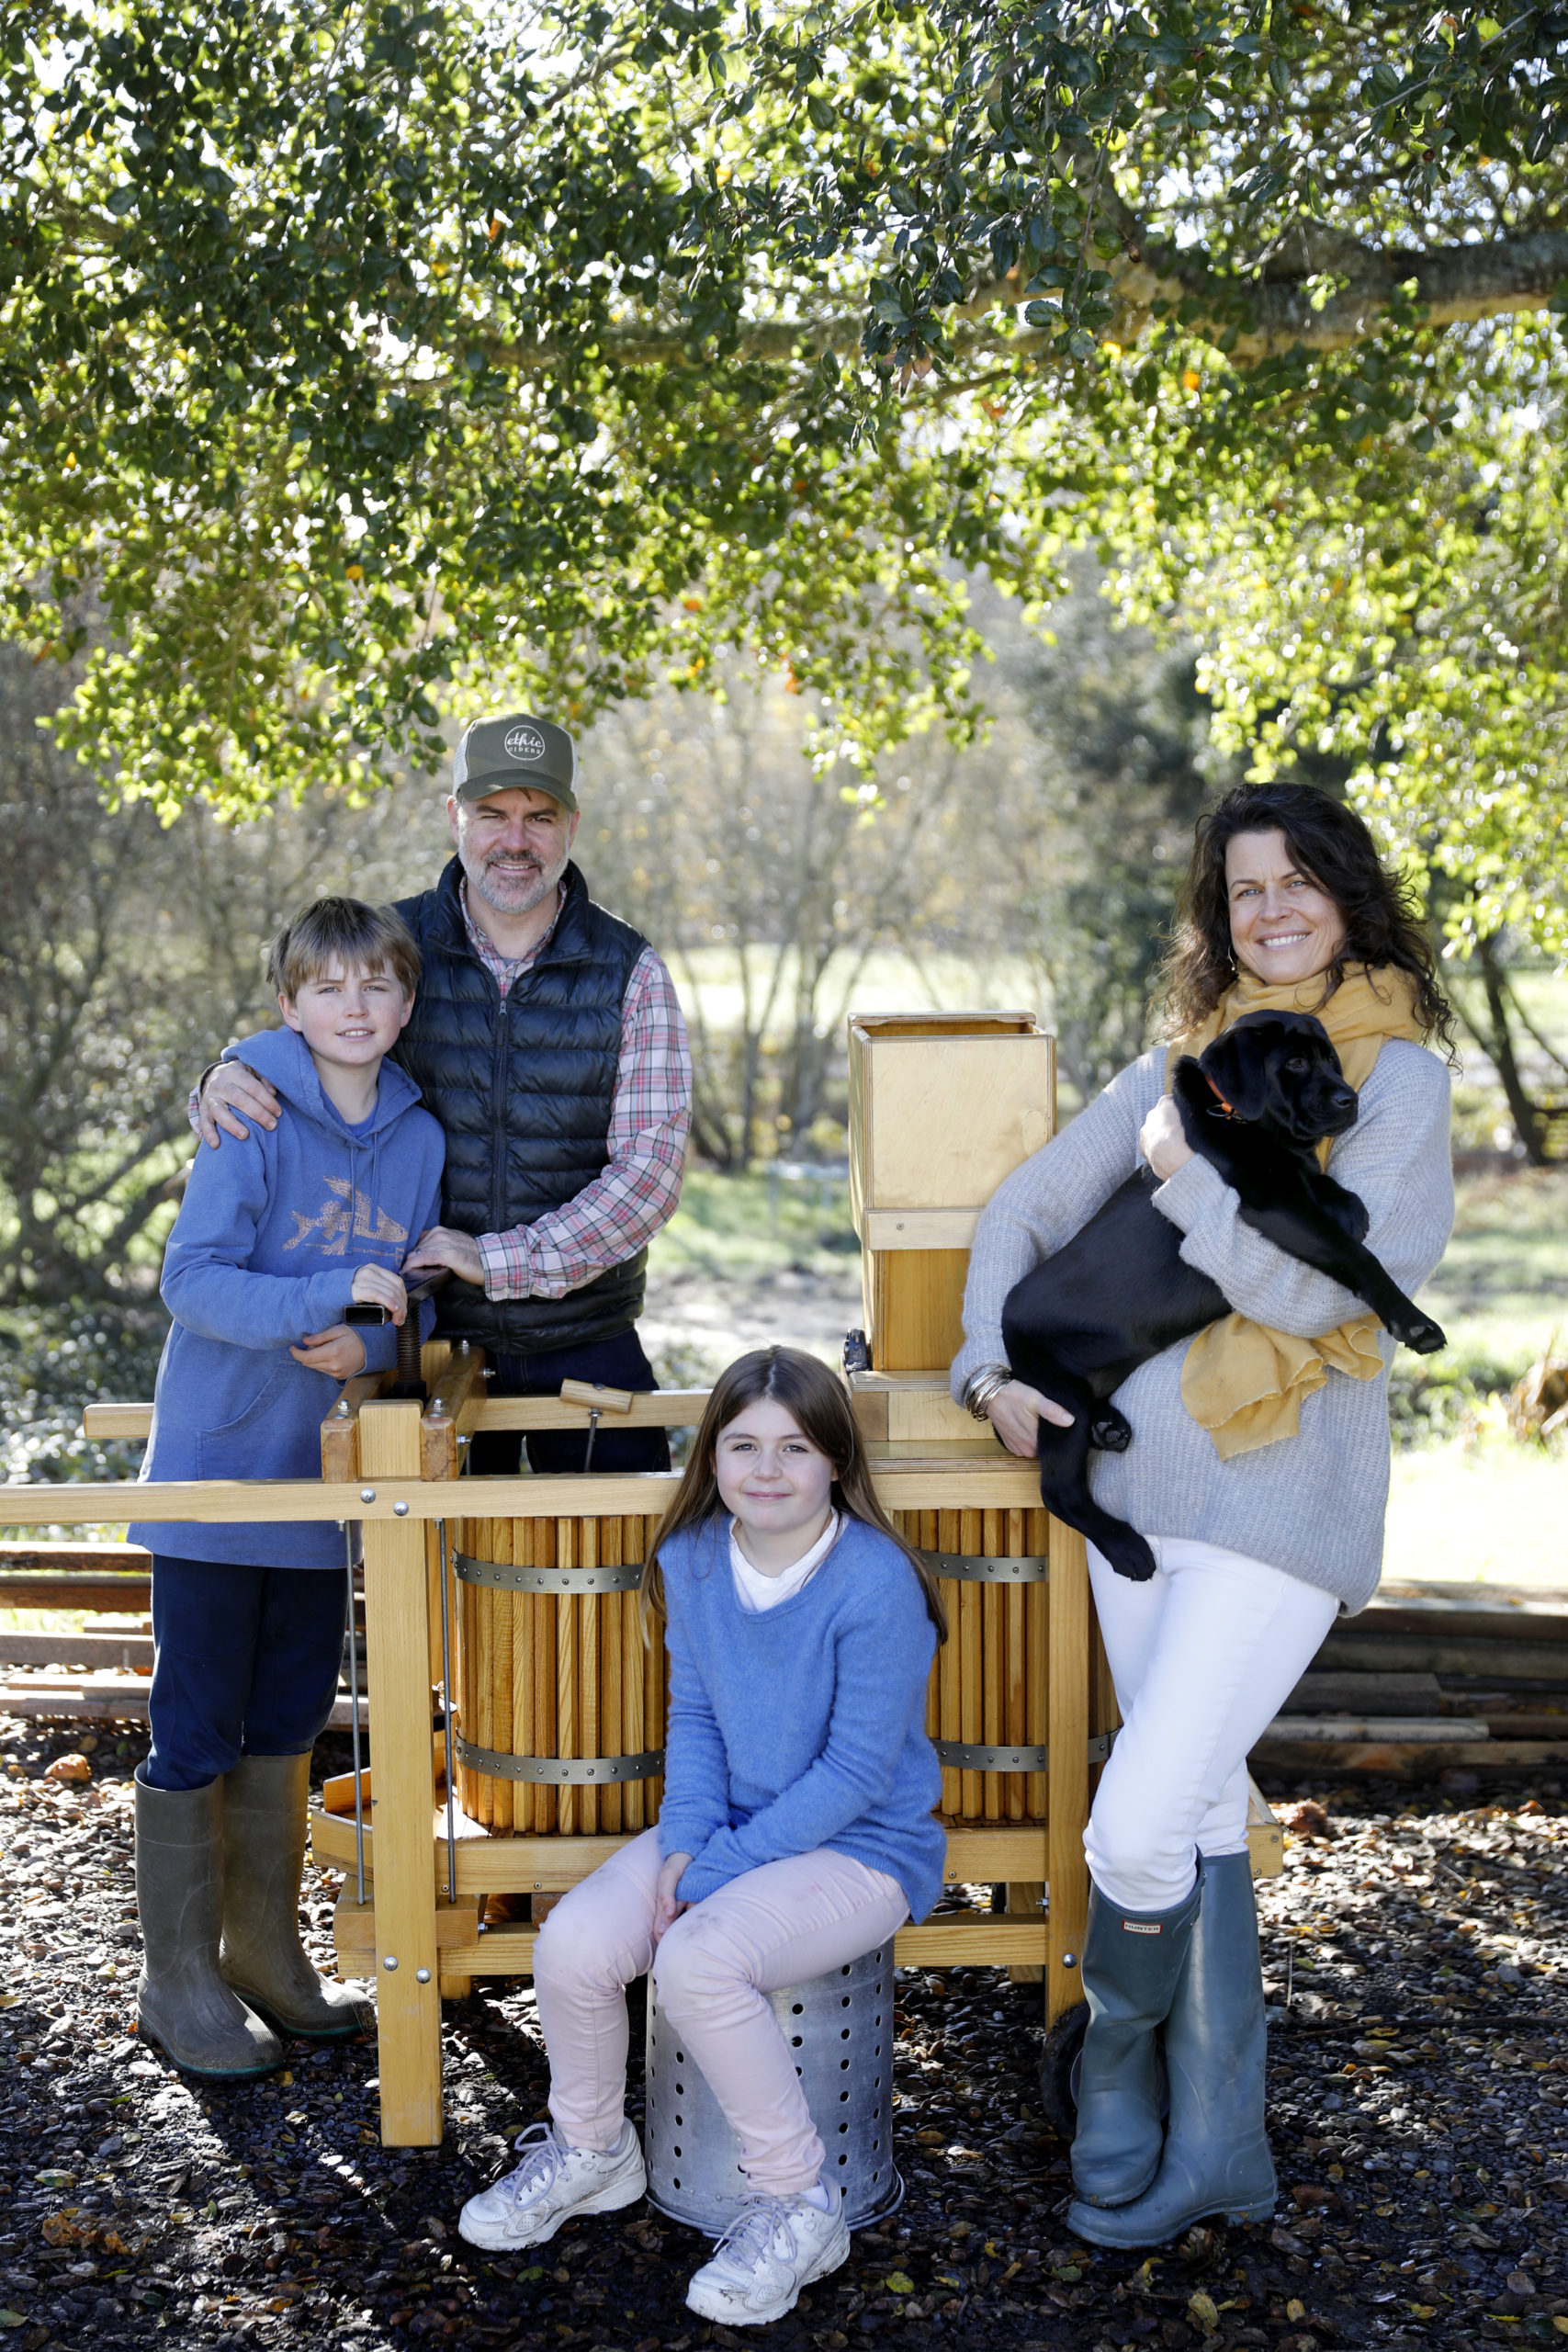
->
<box><xmin>1164</xmin><ymin>964</ymin><xmax>1426</xmax><ymax>1460</ymax></box>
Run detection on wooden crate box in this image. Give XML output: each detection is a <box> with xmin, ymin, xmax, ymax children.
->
<box><xmin>848</xmin><ymin>1012</ymin><xmax>1055</xmax><ymax>1370</ymax></box>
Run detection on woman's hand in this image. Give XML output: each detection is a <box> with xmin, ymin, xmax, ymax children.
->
<box><xmin>986</xmin><ymin>1380</ymin><xmax>1076</xmax><ymax>1458</ymax></box>
<box><xmin>653</xmin><ymin>1851</ymin><xmax>694</xmax><ymax>1944</ymax></box>
<box><xmin>351</xmin><ymin>1263</ymin><xmax>409</xmax><ymax>1325</ymax></box>
<box><xmin>1138</xmin><ymin>1094</ymin><xmax>1194</xmax><ymax>1182</ymax></box>
<box><xmin>405</xmin><ymin>1226</ymin><xmax>486</xmax><ymax>1285</ymax></box>
<box><xmin>290</xmin><ymin>1325</ymin><xmax>368</xmax><ymax>1379</ymax></box>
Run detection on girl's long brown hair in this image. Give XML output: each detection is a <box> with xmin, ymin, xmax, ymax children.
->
<box><xmin>639</xmin><ymin>1345</ymin><xmax>948</xmax><ymax>1645</ymax></box>
<box><xmin>1159</xmin><ymin>782</ymin><xmax>1457</xmax><ymax>1055</ymax></box>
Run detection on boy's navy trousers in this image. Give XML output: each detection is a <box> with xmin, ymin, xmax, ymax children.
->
<box><xmin>146</xmin><ymin>1557</ymin><xmax>347</xmax><ymax>1792</ymax></box>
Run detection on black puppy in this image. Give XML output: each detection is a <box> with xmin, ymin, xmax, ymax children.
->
<box><xmin>999</xmin><ymin>1011</ymin><xmax>1446</xmax><ymax>1582</ymax></box>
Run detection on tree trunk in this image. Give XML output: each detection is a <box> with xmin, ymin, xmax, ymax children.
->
<box><xmin>1473</xmin><ymin>934</ymin><xmax>1550</xmax><ymax>1167</ymax></box>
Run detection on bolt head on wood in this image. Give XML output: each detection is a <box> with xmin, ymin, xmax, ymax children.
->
<box><xmin>393</xmin><ymin>1500</ymin><xmax>410</xmax><ymax>1517</ymax></box>
<box><xmin>360</xmin><ymin>1488</ymin><xmax>376</xmax><ymax>1503</ymax></box>
<box><xmin>383</xmin><ymin>1955</ymin><xmax>398</xmax><ymax>1970</ymax></box>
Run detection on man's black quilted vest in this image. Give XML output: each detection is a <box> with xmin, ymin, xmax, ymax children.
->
<box><xmin>392</xmin><ymin>858</ymin><xmax>650</xmax><ymax>1354</ymax></box>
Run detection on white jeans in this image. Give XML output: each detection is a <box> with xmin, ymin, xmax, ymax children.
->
<box><xmin>1085</xmin><ymin>1536</ymin><xmax>1339</xmax><ymax>1913</ymax></box>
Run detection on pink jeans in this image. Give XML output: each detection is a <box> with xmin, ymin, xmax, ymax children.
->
<box><xmin>532</xmin><ymin>1828</ymin><xmax>908</xmax><ymax>2195</ymax></box>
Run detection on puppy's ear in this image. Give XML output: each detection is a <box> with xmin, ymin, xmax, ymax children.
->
<box><xmin>1198</xmin><ymin>1026</ymin><xmax>1272</xmax><ymax>1122</ymax></box>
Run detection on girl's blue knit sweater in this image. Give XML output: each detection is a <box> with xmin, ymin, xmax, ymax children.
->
<box><xmin>654</xmin><ymin>1515</ymin><xmax>944</xmax><ymax>1924</ymax></box>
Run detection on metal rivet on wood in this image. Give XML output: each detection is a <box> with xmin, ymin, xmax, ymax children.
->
<box><xmin>452</xmin><ymin>1553</ymin><xmax>645</xmax><ymax>1596</ymax></box>
<box><xmin>932</xmin><ymin>1732</ymin><xmax>1115</xmax><ymax>1772</ymax></box>
<box><xmin>916</xmin><ymin>1551</ymin><xmax>1049</xmax><ymax>1583</ymax></box>
<box><xmin>454</xmin><ymin>1734</ymin><xmax>666</xmax><ymax>1786</ymax></box>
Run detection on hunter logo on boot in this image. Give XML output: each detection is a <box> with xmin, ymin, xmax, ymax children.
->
<box><xmin>1122</xmin><ymin>1920</ymin><xmax>1162</xmax><ymax>1934</ymax></box>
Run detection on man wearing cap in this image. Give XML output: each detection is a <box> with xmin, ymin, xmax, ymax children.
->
<box><xmin>193</xmin><ymin>713</ymin><xmax>691</xmax><ymax>1474</ymax></box>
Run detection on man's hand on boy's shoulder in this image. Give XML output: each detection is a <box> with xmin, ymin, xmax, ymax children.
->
<box><xmin>291</xmin><ymin>1324</ymin><xmax>367</xmax><ymax>1379</ymax></box>
<box><xmin>196</xmin><ymin>1059</ymin><xmax>280</xmax><ymax>1149</ymax></box>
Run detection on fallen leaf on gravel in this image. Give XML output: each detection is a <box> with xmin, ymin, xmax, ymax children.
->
<box><xmin>1286</xmin><ymin>2299</ymin><xmax>1306</xmax><ymax>2321</ymax></box>
<box><xmin>40</xmin><ymin>2211</ymin><xmax>94</xmax><ymax>2246</ymax></box>
<box><xmin>886</xmin><ymin>2272</ymin><xmax>915</xmax><ymax>2294</ymax></box>
<box><xmin>0</xmin><ymin>2315</ymin><xmax>26</xmax><ymax>2332</ymax></box>
<box><xmin>916</xmin><ymin>2129</ymin><xmax>943</xmax><ymax>2144</ymax></box>
<box><xmin>44</xmin><ymin>1754</ymin><xmax>90</xmax><ymax>1783</ymax></box>
<box><xmin>1188</xmin><ymin>2290</ymin><xmax>1219</xmax><ymax>2329</ymax></box>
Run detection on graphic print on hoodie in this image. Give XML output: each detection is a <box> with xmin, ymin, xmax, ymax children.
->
<box><xmin>130</xmin><ymin>1024</ymin><xmax>446</xmax><ymax>1570</ymax></box>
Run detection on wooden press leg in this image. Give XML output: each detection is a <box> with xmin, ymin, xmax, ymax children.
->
<box><xmin>361</xmin><ymin>1398</ymin><xmax>443</xmax><ymax>2146</ymax></box>
<box><xmin>1046</xmin><ymin>1516</ymin><xmax>1090</xmax><ymax>2027</ymax></box>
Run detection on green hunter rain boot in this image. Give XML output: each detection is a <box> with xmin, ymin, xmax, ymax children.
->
<box><xmin>1069</xmin><ymin>1850</ymin><xmax>1276</xmax><ymax>2247</ymax></box>
<box><xmin>1069</xmin><ymin>1860</ymin><xmax>1205</xmax><ymax>2208</ymax></box>
<box><xmin>133</xmin><ymin>1767</ymin><xmax>285</xmax><ymax>2079</ymax></box>
<box><xmin>220</xmin><ymin>1751</ymin><xmax>372</xmax><ymax>2040</ymax></box>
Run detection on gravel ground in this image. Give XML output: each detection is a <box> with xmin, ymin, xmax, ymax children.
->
<box><xmin>1</xmin><ymin>1714</ymin><xmax>1565</xmax><ymax>2352</ymax></box>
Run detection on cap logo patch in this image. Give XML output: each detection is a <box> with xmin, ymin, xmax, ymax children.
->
<box><xmin>503</xmin><ymin>723</ymin><xmax>547</xmax><ymax>763</ymax></box>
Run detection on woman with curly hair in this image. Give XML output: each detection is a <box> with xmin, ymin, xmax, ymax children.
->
<box><xmin>953</xmin><ymin>783</ymin><xmax>1455</xmax><ymax>2247</ymax></box>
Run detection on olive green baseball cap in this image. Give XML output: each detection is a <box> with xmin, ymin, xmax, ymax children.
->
<box><xmin>452</xmin><ymin>713</ymin><xmax>578</xmax><ymax>811</ymax></box>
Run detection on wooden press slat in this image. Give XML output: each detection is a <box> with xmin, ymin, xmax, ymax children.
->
<box><xmin>491</xmin><ymin>1517</ymin><xmax>514</xmax><ymax>1834</ymax></box>
<box><xmin>533</xmin><ymin>1519</ymin><xmax>558</xmax><ymax>1837</ymax></box>
<box><xmin>952</xmin><ymin>1510</ymin><xmax>982</xmax><ymax>1820</ymax></box>
<box><xmin>506</xmin><ymin>1519</ymin><xmax>531</xmax><ymax>1833</ymax></box>
<box><xmin>975</xmin><ymin>1507</ymin><xmax>999</xmax><ymax>1825</ymax></box>
<box><xmin>625</xmin><ymin>1521</ymin><xmax>647</xmax><ymax>1832</ymax></box>
<box><xmin>930</xmin><ymin>1509</ymin><xmax>960</xmax><ymax>1819</ymax></box>
<box><xmin>579</xmin><ymin>1519</ymin><xmax>600</xmax><ymax>1837</ymax></box>
<box><xmin>556</xmin><ymin>1518</ymin><xmax>578</xmax><ymax>1835</ymax></box>
<box><xmin>601</xmin><ymin>1518</ymin><xmax>624</xmax><ymax>1836</ymax></box>
<box><xmin>1027</xmin><ymin>1506</ymin><xmax>1049</xmax><ymax>1820</ymax></box>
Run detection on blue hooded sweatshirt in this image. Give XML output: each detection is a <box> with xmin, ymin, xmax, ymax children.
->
<box><xmin>129</xmin><ymin>1024</ymin><xmax>446</xmax><ymax>1569</ymax></box>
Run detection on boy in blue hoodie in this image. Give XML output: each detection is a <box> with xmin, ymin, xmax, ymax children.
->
<box><xmin>130</xmin><ymin>897</ymin><xmax>445</xmax><ymax>2079</ymax></box>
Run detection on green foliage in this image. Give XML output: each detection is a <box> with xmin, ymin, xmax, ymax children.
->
<box><xmin>0</xmin><ymin>1303</ymin><xmax>164</xmax><ymax>1486</ymax></box>
<box><xmin>5</xmin><ymin>2</ymin><xmax>1568</xmax><ymax>946</ymax></box>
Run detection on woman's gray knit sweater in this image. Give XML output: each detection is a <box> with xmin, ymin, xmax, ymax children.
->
<box><xmin>951</xmin><ymin>1039</ymin><xmax>1453</xmax><ymax>1613</ymax></box>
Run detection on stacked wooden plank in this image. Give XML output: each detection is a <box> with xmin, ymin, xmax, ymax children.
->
<box><xmin>0</xmin><ymin>1540</ymin><xmax>365</xmax><ymax>1725</ymax></box>
<box><xmin>1252</xmin><ymin>1578</ymin><xmax>1568</xmax><ymax>1777</ymax></box>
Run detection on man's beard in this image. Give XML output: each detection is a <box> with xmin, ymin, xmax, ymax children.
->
<box><xmin>463</xmin><ymin>842</ymin><xmax>568</xmax><ymax>915</ymax></box>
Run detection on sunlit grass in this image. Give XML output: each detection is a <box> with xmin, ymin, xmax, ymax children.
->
<box><xmin>1386</xmin><ymin>1432</ymin><xmax>1568</xmax><ymax>1589</ymax></box>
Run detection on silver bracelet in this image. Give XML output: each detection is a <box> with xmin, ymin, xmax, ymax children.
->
<box><xmin>964</xmin><ymin>1364</ymin><xmax>1014</xmax><ymax>1421</ymax></box>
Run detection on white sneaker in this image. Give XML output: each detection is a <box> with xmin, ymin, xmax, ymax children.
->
<box><xmin>457</xmin><ymin>2120</ymin><xmax>646</xmax><ymax>2251</ymax></box>
<box><xmin>684</xmin><ymin>2187</ymin><xmax>851</xmax><ymax>2325</ymax></box>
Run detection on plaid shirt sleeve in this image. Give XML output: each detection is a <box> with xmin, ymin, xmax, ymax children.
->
<box><xmin>476</xmin><ymin>946</ymin><xmax>692</xmax><ymax>1301</ymax></box>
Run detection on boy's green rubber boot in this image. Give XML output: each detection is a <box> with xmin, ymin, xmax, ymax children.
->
<box><xmin>220</xmin><ymin>1751</ymin><xmax>372</xmax><ymax>2040</ymax></box>
<box><xmin>133</xmin><ymin>1768</ymin><xmax>285</xmax><ymax>2078</ymax></box>
<box><xmin>1068</xmin><ymin>1851</ymin><xmax>1277</xmax><ymax>2248</ymax></box>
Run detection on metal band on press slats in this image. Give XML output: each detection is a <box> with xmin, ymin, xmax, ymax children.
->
<box><xmin>917</xmin><ymin>1552</ymin><xmax>1048</xmax><ymax>1584</ymax></box>
<box><xmin>454</xmin><ymin>1553</ymin><xmax>643</xmax><ymax>1596</ymax></box>
<box><xmin>454</xmin><ymin>1736</ymin><xmax>665</xmax><ymax>1786</ymax></box>
<box><xmin>934</xmin><ymin>1732</ymin><xmax>1116</xmax><ymax>1772</ymax></box>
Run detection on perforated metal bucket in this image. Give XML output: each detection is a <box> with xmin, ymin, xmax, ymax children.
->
<box><xmin>643</xmin><ymin>1942</ymin><xmax>902</xmax><ymax>2235</ymax></box>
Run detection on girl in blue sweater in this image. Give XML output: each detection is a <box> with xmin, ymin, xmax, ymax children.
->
<box><xmin>460</xmin><ymin>1346</ymin><xmax>946</xmax><ymax>2324</ymax></box>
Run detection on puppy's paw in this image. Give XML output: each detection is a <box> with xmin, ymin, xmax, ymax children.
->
<box><xmin>1396</xmin><ymin>1312</ymin><xmax>1447</xmax><ymax>1356</ymax></box>
<box><xmin>1105</xmin><ymin>1532</ymin><xmax>1158</xmax><ymax>1582</ymax></box>
<box><xmin>1090</xmin><ymin>1405</ymin><xmax>1133</xmax><ymax>1453</ymax></box>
